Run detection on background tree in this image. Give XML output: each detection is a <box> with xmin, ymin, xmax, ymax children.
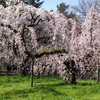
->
<box><xmin>75</xmin><ymin>4</ymin><xmax>100</xmax><ymax>81</ymax></box>
<box><xmin>57</xmin><ymin>2</ymin><xmax>77</xmax><ymax>20</ymax></box>
<box><xmin>0</xmin><ymin>0</ymin><xmax>44</xmax><ymax>8</ymax></box>
<box><xmin>71</xmin><ymin>0</ymin><xmax>98</xmax><ymax>21</ymax></box>
<box><xmin>0</xmin><ymin>0</ymin><xmax>7</xmax><ymax>7</ymax></box>
<box><xmin>57</xmin><ymin>2</ymin><xmax>69</xmax><ymax>17</ymax></box>
<box><xmin>24</xmin><ymin>0</ymin><xmax>44</xmax><ymax>8</ymax></box>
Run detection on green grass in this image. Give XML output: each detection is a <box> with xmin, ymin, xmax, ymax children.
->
<box><xmin>0</xmin><ymin>75</ymin><xmax>100</xmax><ymax>100</ymax></box>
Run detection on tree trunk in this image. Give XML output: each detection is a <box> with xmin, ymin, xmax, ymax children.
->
<box><xmin>70</xmin><ymin>68</ymin><xmax>76</xmax><ymax>84</ymax></box>
<box><xmin>30</xmin><ymin>58</ymin><xmax>34</xmax><ymax>87</ymax></box>
<box><xmin>18</xmin><ymin>64</ymin><xmax>24</xmax><ymax>76</ymax></box>
<box><xmin>97</xmin><ymin>63</ymin><xmax>99</xmax><ymax>83</ymax></box>
<box><xmin>63</xmin><ymin>59</ymin><xmax>76</xmax><ymax>84</ymax></box>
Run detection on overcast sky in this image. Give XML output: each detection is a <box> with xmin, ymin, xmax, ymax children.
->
<box><xmin>42</xmin><ymin>0</ymin><xmax>79</xmax><ymax>11</ymax></box>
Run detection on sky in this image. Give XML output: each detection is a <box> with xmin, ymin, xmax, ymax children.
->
<box><xmin>42</xmin><ymin>0</ymin><xmax>79</xmax><ymax>11</ymax></box>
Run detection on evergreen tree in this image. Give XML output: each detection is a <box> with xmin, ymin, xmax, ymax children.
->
<box><xmin>57</xmin><ymin>2</ymin><xmax>69</xmax><ymax>17</ymax></box>
<box><xmin>0</xmin><ymin>0</ymin><xmax>44</xmax><ymax>8</ymax></box>
<box><xmin>57</xmin><ymin>2</ymin><xmax>77</xmax><ymax>20</ymax></box>
<box><xmin>24</xmin><ymin>0</ymin><xmax>44</xmax><ymax>8</ymax></box>
<box><xmin>0</xmin><ymin>0</ymin><xmax>7</xmax><ymax>7</ymax></box>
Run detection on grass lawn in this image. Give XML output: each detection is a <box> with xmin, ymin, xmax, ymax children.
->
<box><xmin>0</xmin><ymin>75</ymin><xmax>100</xmax><ymax>100</ymax></box>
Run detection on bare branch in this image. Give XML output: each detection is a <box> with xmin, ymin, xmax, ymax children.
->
<box><xmin>0</xmin><ymin>22</ymin><xmax>18</xmax><ymax>33</ymax></box>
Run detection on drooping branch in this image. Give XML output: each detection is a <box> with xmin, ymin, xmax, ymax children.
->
<box><xmin>27</xmin><ymin>18</ymin><xmax>42</xmax><ymax>27</ymax></box>
<box><xmin>26</xmin><ymin>12</ymin><xmax>42</xmax><ymax>27</ymax></box>
<box><xmin>0</xmin><ymin>22</ymin><xmax>18</xmax><ymax>33</ymax></box>
<box><xmin>20</xmin><ymin>24</ymin><xmax>34</xmax><ymax>63</ymax></box>
<box><xmin>36</xmin><ymin>35</ymin><xmax>51</xmax><ymax>42</ymax></box>
<box><xmin>35</xmin><ymin>48</ymin><xmax>68</xmax><ymax>58</ymax></box>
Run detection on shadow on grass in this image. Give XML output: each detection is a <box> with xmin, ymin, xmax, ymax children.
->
<box><xmin>3</xmin><ymin>82</ymin><xmax>68</xmax><ymax>98</ymax></box>
<box><xmin>35</xmin><ymin>81</ymin><xmax>67</xmax><ymax>87</ymax></box>
<box><xmin>76</xmin><ymin>80</ymin><xmax>95</xmax><ymax>86</ymax></box>
<box><xmin>78</xmin><ymin>82</ymin><xmax>92</xmax><ymax>86</ymax></box>
<box><xmin>0</xmin><ymin>95</ymin><xmax>11</xmax><ymax>100</ymax></box>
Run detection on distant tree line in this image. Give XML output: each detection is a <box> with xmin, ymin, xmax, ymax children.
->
<box><xmin>0</xmin><ymin>0</ymin><xmax>44</xmax><ymax>8</ymax></box>
<box><xmin>56</xmin><ymin>0</ymin><xmax>99</xmax><ymax>22</ymax></box>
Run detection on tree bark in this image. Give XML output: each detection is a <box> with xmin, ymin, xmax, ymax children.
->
<box><xmin>63</xmin><ymin>59</ymin><xmax>76</xmax><ymax>84</ymax></box>
<box><xmin>30</xmin><ymin>58</ymin><xmax>34</xmax><ymax>87</ymax></box>
<box><xmin>35</xmin><ymin>48</ymin><xmax>67</xmax><ymax>58</ymax></box>
<box><xmin>97</xmin><ymin>63</ymin><xmax>99</xmax><ymax>83</ymax></box>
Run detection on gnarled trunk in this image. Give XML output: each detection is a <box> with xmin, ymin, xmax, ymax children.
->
<box><xmin>64</xmin><ymin>59</ymin><xmax>76</xmax><ymax>84</ymax></box>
